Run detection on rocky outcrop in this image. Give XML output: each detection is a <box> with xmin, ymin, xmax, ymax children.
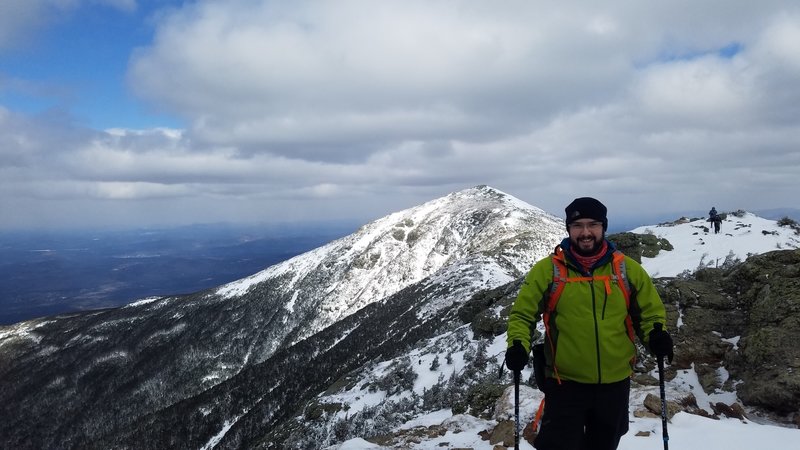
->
<box><xmin>720</xmin><ymin>249</ymin><xmax>800</xmax><ymax>415</ymax></box>
<box><xmin>608</xmin><ymin>232</ymin><xmax>674</xmax><ymax>263</ymax></box>
<box><xmin>460</xmin><ymin>280</ymin><xmax>521</xmax><ymax>339</ymax></box>
<box><xmin>658</xmin><ymin>249</ymin><xmax>800</xmax><ymax>421</ymax></box>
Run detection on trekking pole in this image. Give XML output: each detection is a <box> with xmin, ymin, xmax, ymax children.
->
<box><xmin>654</xmin><ymin>323</ymin><xmax>670</xmax><ymax>450</ymax></box>
<box><xmin>514</xmin><ymin>369</ymin><xmax>521</xmax><ymax>450</ymax></box>
<box><xmin>499</xmin><ymin>350</ymin><xmax>521</xmax><ymax>449</ymax></box>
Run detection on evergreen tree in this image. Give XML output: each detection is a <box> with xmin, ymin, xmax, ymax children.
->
<box><xmin>429</xmin><ymin>355</ymin><xmax>440</xmax><ymax>371</ymax></box>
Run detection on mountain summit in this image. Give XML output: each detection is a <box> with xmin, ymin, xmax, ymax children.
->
<box><xmin>212</xmin><ymin>184</ymin><xmax>565</xmax><ymax>353</ymax></box>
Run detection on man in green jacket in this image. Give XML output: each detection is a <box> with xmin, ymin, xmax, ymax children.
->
<box><xmin>505</xmin><ymin>197</ymin><xmax>673</xmax><ymax>450</ymax></box>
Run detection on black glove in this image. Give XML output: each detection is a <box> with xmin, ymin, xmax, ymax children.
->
<box><xmin>649</xmin><ymin>323</ymin><xmax>674</xmax><ymax>363</ymax></box>
<box><xmin>505</xmin><ymin>340</ymin><xmax>529</xmax><ymax>372</ymax></box>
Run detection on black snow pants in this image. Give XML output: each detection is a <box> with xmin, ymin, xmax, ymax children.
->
<box><xmin>534</xmin><ymin>377</ymin><xmax>630</xmax><ymax>450</ymax></box>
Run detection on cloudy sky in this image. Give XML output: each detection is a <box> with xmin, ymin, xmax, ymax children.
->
<box><xmin>1</xmin><ymin>0</ymin><xmax>799</xmax><ymax>231</ymax></box>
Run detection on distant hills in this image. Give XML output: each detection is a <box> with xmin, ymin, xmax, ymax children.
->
<box><xmin>0</xmin><ymin>222</ymin><xmax>355</xmax><ymax>325</ymax></box>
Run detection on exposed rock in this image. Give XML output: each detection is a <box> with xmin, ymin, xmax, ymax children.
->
<box><xmin>368</xmin><ymin>424</ymin><xmax>449</xmax><ymax>448</ymax></box>
<box><xmin>688</xmin><ymin>408</ymin><xmax>718</xmax><ymax>420</ymax></box>
<box><xmin>633</xmin><ymin>409</ymin><xmax>658</xmax><ymax>419</ymax></box>
<box><xmin>674</xmin><ymin>393</ymin><xmax>717</xmax><ymax>419</ymax></box>
<box><xmin>522</xmin><ymin>420</ymin><xmax>538</xmax><ymax>446</ymax></box>
<box><xmin>489</xmin><ymin>420</ymin><xmax>514</xmax><ymax>445</ymax></box>
<box><xmin>721</xmin><ymin>249</ymin><xmax>800</xmax><ymax>415</ymax></box>
<box><xmin>695</xmin><ymin>363</ymin><xmax>722</xmax><ymax>394</ymax></box>
<box><xmin>631</xmin><ymin>373</ymin><xmax>659</xmax><ymax>386</ymax></box>
<box><xmin>672</xmin><ymin>333</ymin><xmax>732</xmax><ymax>370</ymax></box>
<box><xmin>678</xmin><ymin>392</ymin><xmax>698</xmax><ymax>408</ymax></box>
<box><xmin>607</xmin><ymin>232</ymin><xmax>674</xmax><ymax>263</ymax></box>
<box><xmin>471</xmin><ymin>308</ymin><xmax>509</xmax><ymax>339</ymax></box>
<box><xmin>643</xmin><ymin>393</ymin><xmax>683</xmax><ymax>419</ymax></box>
<box><xmin>487</xmin><ymin>419</ymin><xmax>537</xmax><ymax>448</ymax></box>
<box><xmin>460</xmin><ymin>280</ymin><xmax>521</xmax><ymax>338</ymax></box>
<box><xmin>647</xmin><ymin>249</ymin><xmax>800</xmax><ymax>422</ymax></box>
<box><xmin>711</xmin><ymin>402</ymin><xmax>748</xmax><ymax>420</ymax></box>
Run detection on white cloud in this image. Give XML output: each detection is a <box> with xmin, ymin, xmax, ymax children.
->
<box><xmin>753</xmin><ymin>12</ymin><xmax>800</xmax><ymax>71</ymax></box>
<box><xmin>632</xmin><ymin>56</ymin><xmax>754</xmax><ymax>127</ymax></box>
<box><xmin>2</xmin><ymin>1</ymin><xmax>800</xmax><ymax>229</ymax></box>
<box><xmin>128</xmin><ymin>1</ymin><xmax>646</xmax><ymax>157</ymax></box>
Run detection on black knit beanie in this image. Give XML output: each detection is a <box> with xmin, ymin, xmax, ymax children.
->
<box><xmin>565</xmin><ymin>197</ymin><xmax>608</xmax><ymax>231</ymax></box>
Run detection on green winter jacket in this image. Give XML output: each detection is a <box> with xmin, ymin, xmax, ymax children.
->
<box><xmin>507</xmin><ymin>239</ymin><xmax>667</xmax><ymax>384</ymax></box>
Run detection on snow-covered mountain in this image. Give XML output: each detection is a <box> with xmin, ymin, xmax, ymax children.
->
<box><xmin>212</xmin><ymin>185</ymin><xmax>565</xmax><ymax>350</ymax></box>
<box><xmin>0</xmin><ymin>185</ymin><xmax>567</xmax><ymax>449</ymax></box>
<box><xmin>1</xmin><ymin>187</ymin><xmax>798</xmax><ymax>450</ymax></box>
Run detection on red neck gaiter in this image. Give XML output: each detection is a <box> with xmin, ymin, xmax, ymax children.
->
<box><xmin>570</xmin><ymin>240</ymin><xmax>608</xmax><ymax>273</ymax></box>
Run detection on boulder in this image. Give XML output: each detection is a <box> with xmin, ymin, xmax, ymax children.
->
<box><xmin>643</xmin><ymin>393</ymin><xmax>683</xmax><ymax>419</ymax></box>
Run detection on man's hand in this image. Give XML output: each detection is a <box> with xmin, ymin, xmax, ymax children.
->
<box><xmin>649</xmin><ymin>323</ymin><xmax>674</xmax><ymax>364</ymax></box>
<box><xmin>505</xmin><ymin>340</ymin><xmax>529</xmax><ymax>372</ymax></box>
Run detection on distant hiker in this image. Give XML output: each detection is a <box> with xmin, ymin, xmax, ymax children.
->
<box><xmin>505</xmin><ymin>197</ymin><xmax>672</xmax><ymax>450</ymax></box>
<box><xmin>708</xmin><ymin>207</ymin><xmax>722</xmax><ymax>234</ymax></box>
<box><xmin>712</xmin><ymin>216</ymin><xmax>721</xmax><ymax>234</ymax></box>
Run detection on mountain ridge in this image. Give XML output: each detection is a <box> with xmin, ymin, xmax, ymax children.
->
<box><xmin>208</xmin><ymin>185</ymin><xmax>564</xmax><ymax>349</ymax></box>
<box><xmin>1</xmin><ymin>187</ymin><xmax>798</xmax><ymax>449</ymax></box>
<box><xmin>0</xmin><ymin>185</ymin><xmax>567</xmax><ymax>449</ymax></box>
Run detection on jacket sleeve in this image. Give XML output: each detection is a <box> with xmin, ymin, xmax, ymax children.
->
<box><xmin>626</xmin><ymin>256</ymin><xmax>667</xmax><ymax>345</ymax></box>
<box><xmin>507</xmin><ymin>257</ymin><xmax>552</xmax><ymax>353</ymax></box>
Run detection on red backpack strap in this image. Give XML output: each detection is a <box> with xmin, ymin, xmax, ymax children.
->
<box><xmin>543</xmin><ymin>248</ymin><xmax>570</xmax><ymax>383</ymax></box>
<box><xmin>548</xmin><ymin>248</ymin><xmax>569</xmax><ymax>313</ymax></box>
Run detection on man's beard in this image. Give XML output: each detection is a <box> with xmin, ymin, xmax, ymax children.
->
<box><xmin>571</xmin><ymin>233</ymin><xmax>604</xmax><ymax>256</ymax></box>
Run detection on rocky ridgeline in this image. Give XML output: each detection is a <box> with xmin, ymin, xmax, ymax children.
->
<box><xmin>660</xmin><ymin>249</ymin><xmax>800</xmax><ymax>421</ymax></box>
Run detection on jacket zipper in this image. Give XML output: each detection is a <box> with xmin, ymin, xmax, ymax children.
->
<box><xmin>590</xmin><ymin>278</ymin><xmax>602</xmax><ymax>383</ymax></box>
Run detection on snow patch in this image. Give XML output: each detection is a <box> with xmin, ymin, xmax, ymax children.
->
<box><xmin>125</xmin><ymin>297</ymin><xmax>161</xmax><ymax>308</ymax></box>
<box><xmin>199</xmin><ymin>415</ymin><xmax>243</xmax><ymax>450</ymax></box>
